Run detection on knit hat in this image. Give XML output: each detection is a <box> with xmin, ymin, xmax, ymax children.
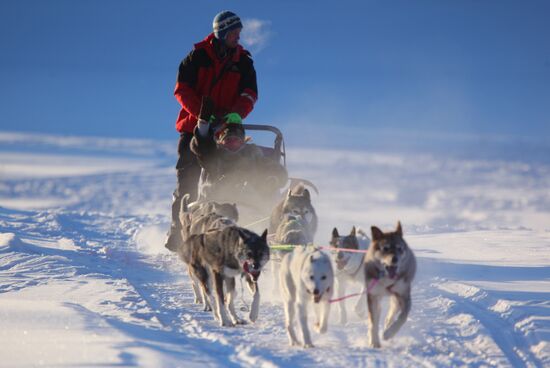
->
<box><xmin>213</xmin><ymin>11</ymin><xmax>243</xmax><ymax>40</ymax></box>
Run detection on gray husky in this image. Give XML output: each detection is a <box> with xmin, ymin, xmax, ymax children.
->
<box><xmin>185</xmin><ymin>226</ymin><xmax>270</xmax><ymax>326</ymax></box>
<box><xmin>177</xmin><ymin>196</ymin><xmax>239</xmax><ymax>310</ymax></box>
<box><xmin>269</xmin><ymin>185</ymin><xmax>317</xmax><ymax>293</ymax></box>
<box><xmin>364</xmin><ymin>222</ymin><xmax>416</xmax><ymax>348</ymax></box>
<box><xmin>269</xmin><ymin>184</ymin><xmax>317</xmax><ymax>244</ymax></box>
<box><xmin>330</xmin><ymin>226</ymin><xmax>370</xmax><ymax>325</ymax></box>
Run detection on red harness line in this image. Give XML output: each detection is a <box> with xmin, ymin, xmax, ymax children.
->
<box><xmin>328</xmin><ymin>278</ymin><xmax>379</xmax><ymax>304</ymax></box>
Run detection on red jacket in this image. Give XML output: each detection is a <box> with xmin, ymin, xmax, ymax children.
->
<box><xmin>174</xmin><ymin>34</ymin><xmax>258</xmax><ymax>133</ymax></box>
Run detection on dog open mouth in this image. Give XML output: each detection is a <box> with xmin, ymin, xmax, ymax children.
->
<box><xmin>243</xmin><ymin>261</ymin><xmax>261</xmax><ymax>281</ymax></box>
<box><xmin>386</xmin><ymin>265</ymin><xmax>398</xmax><ymax>279</ymax></box>
<box><xmin>313</xmin><ymin>293</ymin><xmax>323</xmax><ymax>303</ymax></box>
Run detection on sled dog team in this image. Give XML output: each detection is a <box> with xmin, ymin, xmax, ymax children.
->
<box><xmin>171</xmin><ymin>184</ymin><xmax>416</xmax><ymax>348</ymax></box>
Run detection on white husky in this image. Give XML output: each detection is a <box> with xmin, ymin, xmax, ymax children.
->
<box><xmin>279</xmin><ymin>246</ymin><xmax>334</xmax><ymax>348</ymax></box>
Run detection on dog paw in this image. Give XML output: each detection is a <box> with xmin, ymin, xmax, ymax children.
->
<box><xmin>220</xmin><ymin>320</ymin><xmax>235</xmax><ymax>327</ymax></box>
<box><xmin>369</xmin><ymin>339</ymin><xmax>381</xmax><ymax>349</ymax></box>
<box><xmin>249</xmin><ymin>310</ymin><xmax>259</xmax><ymax>323</ymax></box>
<box><xmin>383</xmin><ymin>327</ymin><xmax>397</xmax><ymax>340</ymax></box>
<box><xmin>236</xmin><ymin>318</ymin><xmax>247</xmax><ymax>325</ymax></box>
<box><xmin>314</xmin><ymin>322</ymin><xmax>328</xmax><ymax>334</ymax></box>
<box><xmin>313</xmin><ymin>322</ymin><xmax>320</xmax><ymax>333</ymax></box>
<box><xmin>303</xmin><ymin>342</ymin><xmax>315</xmax><ymax>349</ymax></box>
<box><xmin>354</xmin><ymin>307</ymin><xmax>367</xmax><ymax>319</ymax></box>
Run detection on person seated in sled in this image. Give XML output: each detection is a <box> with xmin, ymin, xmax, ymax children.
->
<box><xmin>190</xmin><ymin>96</ymin><xmax>288</xmax><ymax>204</ymax></box>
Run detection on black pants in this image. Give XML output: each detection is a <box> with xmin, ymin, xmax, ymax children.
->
<box><xmin>175</xmin><ymin>132</ymin><xmax>202</xmax><ymax>198</ymax></box>
<box><xmin>171</xmin><ymin>132</ymin><xmax>202</xmax><ymax>227</ymax></box>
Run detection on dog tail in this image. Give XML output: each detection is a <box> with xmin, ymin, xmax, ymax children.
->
<box><xmin>181</xmin><ymin>194</ymin><xmax>190</xmax><ymax>214</ymax></box>
<box><xmin>356</xmin><ymin>227</ymin><xmax>371</xmax><ymax>249</ymax></box>
<box><xmin>288</xmin><ymin>178</ymin><xmax>319</xmax><ymax>195</ymax></box>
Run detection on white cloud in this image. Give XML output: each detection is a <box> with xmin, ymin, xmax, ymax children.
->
<box><xmin>241</xmin><ymin>18</ymin><xmax>272</xmax><ymax>54</ymax></box>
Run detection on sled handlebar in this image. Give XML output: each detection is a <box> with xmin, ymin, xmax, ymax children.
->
<box><xmin>243</xmin><ymin>124</ymin><xmax>286</xmax><ymax>167</ymax></box>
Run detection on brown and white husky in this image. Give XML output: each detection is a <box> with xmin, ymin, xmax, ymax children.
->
<box><xmin>364</xmin><ymin>222</ymin><xmax>416</xmax><ymax>348</ymax></box>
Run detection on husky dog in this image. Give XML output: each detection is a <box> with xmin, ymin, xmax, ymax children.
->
<box><xmin>364</xmin><ymin>222</ymin><xmax>416</xmax><ymax>348</ymax></box>
<box><xmin>177</xmin><ymin>196</ymin><xmax>239</xmax><ymax>310</ymax></box>
<box><xmin>279</xmin><ymin>246</ymin><xmax>334</xmax><ymax>347</ymax></box>
<box><xmin>268</xmin><ymin>213</ymin><xmax>311</xmax><ymax>295</ymax></box>
<box><xmin>330</xmin><ymin>226</ymin><xmax>370</xmax><ymax>324</ymax></box>
<box><xmin>269</xmin><ymin>183</ymin><xmax>317</xmax><ymax>244</ymax></box>
<box><xmin>186</xmin><ymin>226</ymin><xmax>270</xmax><ymax>326</ymax></box>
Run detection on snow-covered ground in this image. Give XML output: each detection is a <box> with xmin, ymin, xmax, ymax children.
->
<box><xmin>0</xmin><ymin>131</ymin><xmax>548</xmax><ymax>367</ymax></box>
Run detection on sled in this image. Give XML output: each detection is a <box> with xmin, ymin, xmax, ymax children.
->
<box><xmin>196</xmin><ymin>123</ymin><xmax>317</xmax><ymax>230</ymax></box>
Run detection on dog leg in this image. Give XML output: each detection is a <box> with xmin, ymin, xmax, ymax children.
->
<box><xmin>367</xmin><ymin>293</ymin><xmax>382</xmax><ymax>348</ymax></box>
<box><xmin>193</xmin><ymin>263</ymin><xmax>212</xmax><ymax>312</ymax></box>
<box><xmin>246</xmin><ymin>275</ymin><xmax>260</xmax><ymax>323</ymax></box>
<box><xmin>354</xmin><ymin>286</ymin><xmax>367</xmax><ymax>318</ymax></box>
<box><xmin>383</xmin><ymin>291</ymin><xmax>411</xmax><ymax>340</ymax></box>
<box><xmin>384</xmin><ymin>293</ymin><xmax>399</xmax><ymax>331</ymax></box>
<box><xmin>280</xmin><ymin>262</ymin><xmax>299</xmax><ymax>346</ymax></box>
<box><xmin>315</xmin><ymin>300</ymin><xmax>331</xmax><ymax>334</ymax></box>
<box><xmin>336</xmin><ymin>277</ymin><xmax>348</xmax><ymax>325</ymax></box>
<box><xmin>283</xmin><ymin>297</ymin><xmax>299</xmax><ymax>346</ymax></box>
<box><xmin>225</xmin><ymin>277</ymin><xmax>244</xmax><ymax>325</ymax></box>
<box><xmin>187</xmin><ymin>265</ymin><xmax>201</xmax><ymax>304</ymax></box>
<box><xmin>271</xmin><ymin>254</ymin><xmax>280</xmax><ymax>295</ymax></box>
<box><xmin>213</xmin><ymin>271</ymin><xmax>234</xmax><ymax>327</ymax></box>
<box><xmin>297</xmin><ymin>302</ymin><xmax>314</xmax><ymax>348</ymax></box>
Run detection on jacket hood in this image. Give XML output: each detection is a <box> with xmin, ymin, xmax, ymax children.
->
<box><xmin>194</xmin><ymin>33</ymin><xmax>245</xmax><ymax>63</ymax></box>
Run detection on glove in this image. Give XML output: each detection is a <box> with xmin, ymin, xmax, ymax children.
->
<box><xmin>224</xmin><ymin>112</ymin><xmax>242</xmax><ymax>124</ymax></box>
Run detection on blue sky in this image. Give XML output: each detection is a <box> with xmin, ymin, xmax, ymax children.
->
<box><xmin>1</xmin><ymin>0</ymin><xmax>549</xmax><ymax>147</ymax></box>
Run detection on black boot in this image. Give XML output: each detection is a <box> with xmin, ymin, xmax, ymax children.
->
<box><xmin>164</xmin><ymin>190</ymin><xmax>184</xmax><ymax>252</ymax></box>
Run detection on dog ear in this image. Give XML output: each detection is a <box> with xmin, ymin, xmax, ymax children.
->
<box><xmin>238</xmin><ymin>228</ymin><xmax>250</xmax><ymax>241</ymax></box>
<box><xmin>371</xmin><ymin>226</ymin><xmax>384</xmax><ymax>241</ymax></box>
<box><xmin>332</xmin><ymin>227</ymin><xmax>339</xmax><ymax>238</ymax></box>
<box><xmin>350</xmin><ymin>226</ymin><xmax>356</xmax><ymax>236</ymax></box>
<box><xmin>396</xmin><ymin>221</ymin><xmax>403</xmax><ymax>237</ymax></box>
<box><xmin>261</xmin><ymin>229</ymin><xmax>268</xmax><ymax>241</ymax></box>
